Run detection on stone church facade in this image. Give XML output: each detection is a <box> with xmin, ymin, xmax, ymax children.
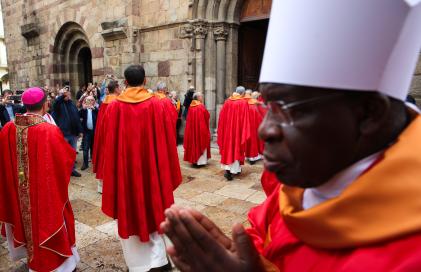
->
<box><xmin>1</xmin><ymin>0</ymin><xmax>420</xmax><ymax>128</ymax></box>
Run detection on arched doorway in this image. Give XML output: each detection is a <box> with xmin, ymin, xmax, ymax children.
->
<box><xmin>238</xmin><ymin>0</ymin><xmax>271</xmax><ymax>91</ymax></box>
<box><xmin>52</xmin><ymin>22</ymin><xmax>92</xmax><ymax>96</ymax></box>
<box><xmin>77</xmin><ymin>47</ymin><xmax>92</xmax><ymax>88</ymax></box>
<box><xmin>188</xmin><ymin>0</ymin><xmax>272</xmax><ymax>128</ymax></box>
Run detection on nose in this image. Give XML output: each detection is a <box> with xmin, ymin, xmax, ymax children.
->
<box><xmin>259</xmin><ymin>113</ymin><xmax>284</xmax><ymax>142</ymax></box>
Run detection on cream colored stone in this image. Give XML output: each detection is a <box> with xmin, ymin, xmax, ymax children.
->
<box><xmin>214</xmin><ymin>184</ymin><xmax>257</xmax><ymax>200</ymax></box>
<box><xmin>96</xmin><ymin>221</ymin><xmax>118</xmax><ymax>237</ymax></box>
<box><xmin>191</xmin><ymin>192</ymin><xmax>228</xmax><ymax>207</ymax></box>
<box><xmin>246</xmin><ymin>191</ymin><xmax>267</xmax><ymax>205</ymax></box>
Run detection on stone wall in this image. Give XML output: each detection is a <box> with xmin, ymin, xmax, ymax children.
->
<box><xmin>1</xmin><ymin>0</ymin><xmax>193</xmax><ymax>94</ymax></box>
<box><xmin>137</xmin><ymin>0</ymin><xmax>191</xmax><ymax>92</ymax></box>
<box><xmin>1</xmin><ymin>0</ymin><xmax>142</xmax><ymax>92</ymax></box>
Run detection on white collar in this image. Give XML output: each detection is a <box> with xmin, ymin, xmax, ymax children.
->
<box><xmin>23</xmin><ymin>113</ymin><xmax>44</xmax><ymax>118</ymax></box>
<box><xmin>302</xmin><ymin>151</ymin><xmax>383</xmax><ymax>210</ymax></box>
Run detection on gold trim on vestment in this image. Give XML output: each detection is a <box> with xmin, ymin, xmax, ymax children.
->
<box><xmin>15</xmin><ymin>114</ymin><xmax>45</xmax><ymax>262</ymax></box>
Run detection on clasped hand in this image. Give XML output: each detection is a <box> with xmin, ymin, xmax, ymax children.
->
<box><xmin>160</xmin><ymin>205</ymin><xmax>264</xmax><ymax>272</ymax></box>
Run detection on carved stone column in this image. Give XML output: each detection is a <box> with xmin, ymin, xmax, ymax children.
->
<box><xmin>214</xmin><ymin>24</ymin><xmax>229</xmax><ymax>105</ymax></box>
<box><xmin>179</xmin><ymin>22</ymin><xmax>194</xmax><ymax>86</ymax></box>
<box><xmin>193</xmin><ymin>20</ymin><xmax>208</xmax><ymax>93</ymax></box>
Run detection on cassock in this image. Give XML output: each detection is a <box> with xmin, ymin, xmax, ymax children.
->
<box><xmin>101</xmin><ymin>87</ymin><xmax>182</xmax><ymax>271</ymax></box>
<box><xmin>0</xmin><ymin>114</ymin><xmax>79</xmax><ymax>272</ymax></box>
<box><xmin>247</xmin><ymin>115</ymin><xmax>421</xmax><ymax>271</ymax></box>
<box><xmin>92</xmin><ymin>94</ymin><xmax>118</xmax><ymax>180</ymax></box>
<box><xmin>183</xmin><ymin>100</ymin><xmax>211</xmax><ymax>165</ymax></box>
<box><xmin>217</xmin><ymin>93</ymin><xmax>250</xmax><ymax>173</ymax></box>
<box><xmin>245</xmin><ymin>98</ymin><xmax>264</xmax><ymax>162</ymax></box>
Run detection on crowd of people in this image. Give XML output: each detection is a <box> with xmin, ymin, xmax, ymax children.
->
<box><xmin>1</xmin><ymin>0</ymin><xmax>421</xmax><ymax>271</ymax></box>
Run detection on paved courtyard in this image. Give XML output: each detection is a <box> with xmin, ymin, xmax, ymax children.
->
<box><xmin>0</xmin><ymin>146</ymin><xmax>266</xmax><ymax>271</ymax></box>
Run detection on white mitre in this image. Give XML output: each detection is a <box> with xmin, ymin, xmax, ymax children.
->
<box><xmin>260</xmin><ymin>0</ymin><xmax>421</xmax><ymax>100</ymax></box>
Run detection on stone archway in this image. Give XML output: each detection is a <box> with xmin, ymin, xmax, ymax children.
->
<box><xmin>52</xmin><ymin>22</ymin><xmax>92</xmax><ymax>95</ymax></box>
<box><xmin>185</xmin><ymin>0</ymin><xmax>271</xmax><ymax>128</ymax></box>
<box><xmin>238</xmin><ymin>0</ymin><xmax>271</xmax><ymax>90</ymax></box>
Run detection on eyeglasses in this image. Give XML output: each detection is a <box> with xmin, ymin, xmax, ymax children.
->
<box><xmin>257</xmin><ymin>93</ymin><xmax>345</xmax><ymax>127</ymax></box>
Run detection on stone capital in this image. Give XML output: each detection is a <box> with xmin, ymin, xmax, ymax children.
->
<box><xmin>193</xmin><ymin>20</ymin><xmax>208</xmax><ymax>39</ymax></box>
<box><xmin>213</xmin><ymin>25</ymin><xmax>228</xmax><ymax>41</ymax></box>
<box><xmin>179</xmin><ymin>23</ymin><xmax>194</xmax><ymax>39</ymax></box>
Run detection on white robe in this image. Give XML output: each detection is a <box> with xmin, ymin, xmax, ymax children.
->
<box><xmin>221</xmin><ymin>160</ymin><xmax>241</xmax><ymax>174</ymax></box>
<box><xmin>196</xmin><ymin>150</ymin><xmax>208</xmax><ymax>166</ymax></box>
<box><xmin>5</xmin><ymin>223</ymin><xmax>80</xmax><ymax>272</ymax></box>
<box><xmin>246</xmin><ymin>154</ymin><xmax>263</xmax><ymax>162</ymax></box>
<box><xmin>116</xmin><ymin>223</ymin><xmax>168</xmax><ymax>272</ymax></box>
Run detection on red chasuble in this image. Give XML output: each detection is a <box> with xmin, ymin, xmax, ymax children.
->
<box><xmin>183</xmin><ymin>100</ymin><xmax>211</xmax><ymax>164</ymax></box>
<box><xmin>92</xmin><ymin>94</ymin><xmax>118</xmax><ymax>179</ymax></box>
<box><xmin>247</xmin><ymin>115</ymin><xmax>421</xmax><ymax>271</ymax></box>
<box><xmin>155</xmin><ymin>92</ymin><xmax>178</xmax><ymax>132</ymax></box>
<box><xmin>0</xmin><ymin>114</ymin><xmax>76</xmax><ymax>272</ymax></box>
<box><xmin>217</xmin><ymin>94</ymin><xmax>251</xmax><ymax>165</ymax></box>
<box><xmin>245</xmin><ymin>99</ymin><xmax>264</xmax><ymax>158</ymax></box>
<box><xmin>101</xmin><ymin>87</ymin><xmax>182</xmax><ymax>242</ymax></box>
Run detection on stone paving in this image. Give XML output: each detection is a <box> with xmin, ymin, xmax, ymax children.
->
<box><xmin>0</xmin><ymin>146</ymin><xmax>266</xmax><ymax>271</ymax></box>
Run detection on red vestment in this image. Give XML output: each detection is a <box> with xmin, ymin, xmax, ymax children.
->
<box><xmin>245</xmin><ymin>99</ymin><xmax>264</xmax><ymax>158</ymax></box>
<box><xmin>101</xmin><ymin>87</ymin><xmax>182</xmax><ymax>242</ymax></box>
<box><xmin>92</xmin><ymin>94</ymin><xmax>118</xmax><ymax>179</ymax></box>
<box><xmin>260</xmin><ymin>170</ymin><xmax>280</xmax><ymax>196</ymax></box>
<box><xmin>217</xmin><ymin>94</ymin><xmax>250</xmax><ymax>165</ymax></box>
<box><xmin>155</xmin><ymin>92</ymin><xmax>178</xmax><ymax>131</ymax></box>
<box><xmin>247</xmin><ymin>115</ymin><xmax>421</xmax><ymax>271</ymax></box>
<box><xmin>183</xmin><ymin>100</ymin><xmax>211</xmax><ymax>164</ymax></box>
<box><xmin>0</xmin><ymin>114</ymin><xmax>76</xmax><ymax>272</ymax></box>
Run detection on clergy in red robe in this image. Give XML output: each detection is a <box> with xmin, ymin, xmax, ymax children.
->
<box><xmin>0</xmin><ymin>87</ymin><xmax>79</xmax><ymax>272</ymax></box>
<box><xmin>183</xmin><ymin>92</ymin><xmax>211</xmax><ymax>166</ymax></box>
<box><xmin>92</xmin><ymin>80</ymin><xmax>121</xmax><ymax>193</ymax></box>
<box><xmin>155</xmin><ymin>81</ymin><xmax>178</xmax><ymax>134</ymax></box>
<box><xmin>101</xmin><ymin>65</ymin><xmax>182</xmax><ymax>271</ymax></box>
<box><xmin>217</xmin><ymin>86</ymin><xmax>250</xmax><ymax>180</ymax></box>
<box><xmin>245</xmin><ymin>93</ymin><xmax>264</xmax><ymax>164</ymax></box>
<box><xmin>159</xmin><ymin>1</ymin><xmax>421</xmax><ymax>271</ymax></box>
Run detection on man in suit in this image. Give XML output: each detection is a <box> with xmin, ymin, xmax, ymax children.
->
<box><xmin>79</xmin><ymin>96</ymin><xmax>98</xmax><ymax>170</ymax></box>
<box><xmin>0</xmin><ymin>90</ymin><xmax>25</xmax><ymax>128</ymax></box>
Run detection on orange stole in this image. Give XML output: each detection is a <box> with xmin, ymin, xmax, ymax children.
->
<box><xmin>279</xmin><ymin>115</ymin><xmax>421</xmax><ymax>249</ymax></box>
<box><xmin>248</xmin><ymin>98</ymin><xmax>259</xmax><ymax>105</ymax></box>
<box><xmin>229</xmin><ymin>93</ymin><xmax>244</xmax><ymax>101</ymax></box>
<box><xmin>155</xmin><ymin>92</ymin><xmax>166</xmax><ymax>99</ymax></box>
<box><xmin>189</xmin><ymin>100</ymin><xmax>202</xmax><ymax>107</ymax></box>
<box><xmin>117</xmin><ymin>87</ymin><xmax>153</xmax><ymax>103</ymax></box>
<box><xmin>103</xmin><ymin>94</ymin><xmax>118</xmax><ymax>104</ymax></box>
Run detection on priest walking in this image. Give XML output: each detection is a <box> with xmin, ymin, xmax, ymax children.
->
<box><xmin>217</xmin><ymin>86</ymin><xmax>250</xmax><ymax>180</ymax></box>
<box><xmin>92</xmin><ymin>80</ymin><xmax>121</xmax><ymax>193</ymax></box>
<box><xmin>101</xmin><ymin>65</ymin><xmax>182</xmax><ymax>271</ymax></box>
<box><xmin>245</xmin><ymin>91</ymin><xmax>264</xmax><ymax>164</ymax></box>
<box><xmin>183</xmin><ymin>92</ymin><xmax>211</xmax><ymax>167</ymax></box>
<box><xmin>155</xmin><ymin>82</ymin><xmax>178</xmax><ymax>133</ymax></box>
<box><xmin>0</xmin><ymin>87</ymin><xmax>79</xmax><ymax>271</ymax></box>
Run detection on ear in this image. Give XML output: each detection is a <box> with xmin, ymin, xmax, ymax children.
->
<box><xmin>143</xmin><ymin>78</ymin><xmax>147</xmax><ymax>86</ymax></box>
<box><xmin>358</xmin><ymin>94</ymin><xmax>391</xmax><ymax>135</ymax></box>
<box><xmin>42</xmin><ymin>100</ymin><xmax>48</xmax><ymax>113</ymax></box>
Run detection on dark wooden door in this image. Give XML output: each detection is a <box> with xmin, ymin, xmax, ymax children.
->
<box><xmin>238</xmin><ymin>19</ymin><xmax>269</xmax><ymax>91</ymax></box>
